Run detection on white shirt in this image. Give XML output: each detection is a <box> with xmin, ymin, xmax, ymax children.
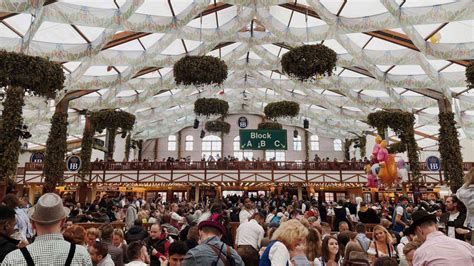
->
<box><xmin>125</xmin><ymin>261</ymin><xmax>148</xmax><ymax>266</ymax></box>
<box><xmin>269</xmin><ymin>241</ymin><xmax>290</xmax><ymax>266</ymax></box>
<box><xmin>448</xmin><ymin>211</ymin><xmax>460</xmax><ymax>238</ymax></box>
<box><xmin>265</xmin><ymin>213</ymin><xmax>275</xmax><ymax>224</ymax></box>
<box><xmin>396</xmin><ymin>206</ymin><xmax>404</xmax><ymax>216</ymax></box>
<box><xmin>235</xmin><ymin>219</ymin><xmax>264</xmax><ymax>250</ymax></box>
<box><xmin>239</xmin><ymin>208</ymin><xmax>256</xmax><ymax>223</ymax></box>
<box><xmin>171</xmin><ymin>212</ymin><xmax>185</xmax><ymax>222</ymax></box>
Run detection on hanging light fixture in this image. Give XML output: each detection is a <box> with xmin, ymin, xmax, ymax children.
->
<box><xmin>200</xmin><ymin>130</ymin><xmax>205</xmax><ymax>139</ymax></box>
<box><xmin>303</xmin><ymin>119</ymin><xmax>309</xmax><ymax>129</ymax></box>
<box><xmin>293</xmin><ymin>129</ymin><xmax>298</xmax><ymax>138</ymax></box>
<box><xmin>193</xmin><ymin>119</ymin><xmax>200</xmax><ymax>129</ymax></box>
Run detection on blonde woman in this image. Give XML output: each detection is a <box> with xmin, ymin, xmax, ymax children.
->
<box><xmin>456</xmin><ymin>167</ymin><xmax>474</xmax><ymax>244</ymax></box>
<box><xmin>260</xmin><ymin>220</ymin><xmax>309</xmax><ymax>266</ymax></box>
<box><xmin>367</xmin><ymin>225</ymin><xmax>395</xmax><ymax>264</ymax></box>
<box><xmin>112</xmin><ymin>229</ymin><xmax>128</xmax><ymax>263</ymax></box>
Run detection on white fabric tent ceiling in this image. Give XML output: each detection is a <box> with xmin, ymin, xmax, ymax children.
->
<box><xmin>0</xmin><ymin>0</ymin><xmax>473</xmax><ymax>150</ymax></box>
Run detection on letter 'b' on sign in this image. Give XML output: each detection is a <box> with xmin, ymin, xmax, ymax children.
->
<box><xmin>239</xmin><ymin>129</ymin><xmax>287</xmax><ymax>150</ymax></box>
<box><xmin>66</xmin><ymin>155</ymin><xmax>82</xmax><ymax>172</ymax></box>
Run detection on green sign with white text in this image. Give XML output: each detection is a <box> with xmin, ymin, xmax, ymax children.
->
<box><xmin>239</xmin><ymin>129</ymin><xmax>287</xmax><ymax>150</ymax></box>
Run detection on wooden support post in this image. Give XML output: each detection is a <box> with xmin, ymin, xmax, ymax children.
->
<box><xmin>297</xmin><ymin>184</ymin><xmax>303</xmax><ymax>201</ymax></box>
<box><xmin>195</xmin><ymin>185</ymin><xmax>200</xmax><ymax>203</ymax></box>
<box><xmin>154</xmin><ymin>139</ymin><xmax>159</xmax><ymax>161</ymax></box>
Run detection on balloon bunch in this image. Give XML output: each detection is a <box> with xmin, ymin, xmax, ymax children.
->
<box><xmin>365</xmin><ymin>135</ymin><xmax>407</xmax><ymax>188</ymax></box>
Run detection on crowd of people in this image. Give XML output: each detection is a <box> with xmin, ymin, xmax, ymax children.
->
<box><xmin>0</xmin><ymin>169</ymin><xmax>473</xmax><ymax>265</ymax></box>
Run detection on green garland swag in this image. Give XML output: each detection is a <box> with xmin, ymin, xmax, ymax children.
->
<box><xmin>264</xmin><ymin>101</ymin><xmax>300</xmax><ymax>119</ymax></box>
<box><xmin>258</xmin><ymin>122</ymin><xmax>282</xmax><ymax>130</ymax></box>
<box><xmin>466</xmin><ymin>61</ymin><xmax>474</xmax><ymax>89</ymax></box>
<box><xmin>438</xmin><ymin>112</ymin><xmax>464</xmax><ymax>192</ymax></box>
<box><xmin>281</xmin><ymin>44</ymin><xmax>337</xmax><ymax>81</ymax></box>
<box><xmin>0</xmin><ymin>87</ymin><xmax>24</xmax><ymax>185</ymax></box>
<box><xmin>205</xmin><ymin>120</ymin><xmax>231</xmax><ymax>134</ymax></box>
<box><xmin>194</xmin><ymin>98</ymin><xmax>229</xmax><ymax>117</ymax></box>
<box><xmin>173</xmin><ymin>55</ymin><xmax>228</xmax><ymax>86</ymax></box>
<box><xmin>43</xmin><ymin>112</ymin><xmax>68</xmax><ymax>192</ymax></box>
<box><xmin>367</xmin><ymin>110</ymin><xmax>420</xmax><ymax>180</ymax></box>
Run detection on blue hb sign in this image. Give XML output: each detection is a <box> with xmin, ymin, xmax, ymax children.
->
<box><xmin>66</xmin><ymin>155</ymin><xmax>81</xmax><ymax>172</ymax></box>
<box><xmin>30</xmin><ymin>152</ymin><xmax>44</xmax><ymax>163</ymax></box>
<box><xmin>426</xmin><ymin>156</ymin><xmax>441</xmax><ymax>171</ymax></box>
<box><xmin>238</xmin><ymin>117</ymin><xmax>248</xmax><ymax>128</ymax></box>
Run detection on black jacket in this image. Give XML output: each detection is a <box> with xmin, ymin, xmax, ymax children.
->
<box><xmin>440</xmin><ymin>212</ymin><xmax>467</xmax><ymax>241</ymax></box>
<box><xmin>125</xmin><ymin>226</ymin><xmax>149</xmax><ymax>243</ymax></box>
<box><xmin>358</xmin><ymin>208</ymin><xmax>380</xmax><ymax>224</ymax></box>
<box><xmin>0</xmin><ymin>234</ymin><xmax>19</xmax><ymax>263</ymax></box>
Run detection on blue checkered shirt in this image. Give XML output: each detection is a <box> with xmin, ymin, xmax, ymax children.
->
<box><xmin>1</xmin><ymin>233</ymin><xmax>92</xmax><ymax>266</ymax></box>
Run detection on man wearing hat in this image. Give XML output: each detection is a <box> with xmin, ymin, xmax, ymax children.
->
<box><xmin>410</xmin><ymin>209</ymin><xmax>474</xmax><ymax>266</ymax></box>
<box><xmin>1</xmin><ymin>193</ymin><xmax>92</xmax><ymax>266</ymax></box>
<box><xmin>182</xmin><ymin>220</ymin><xmax>244</xmax><ymax>266</ymax></box>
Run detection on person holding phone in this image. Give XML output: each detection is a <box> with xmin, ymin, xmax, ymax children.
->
<box><xmin>144</xmin><ymin>224</ymin><xmax>170</xmax><ymax>266</ymax></box>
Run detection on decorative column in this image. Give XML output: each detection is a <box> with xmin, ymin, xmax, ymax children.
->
<box><xmin>195</xmin><ymin>185</ymin><xmax>200</xmax><ymax>203</ymax></box>
<box><xmin>304</xmin><ymin>130</ymin><xmax>309</xmax><ymax>161</ymax></box>
<box><xmin>297</xmin><ymin>184</ymin><xmax>303</xmax><ymax>201</ymax></box>
<box><xmin>177</xmin><ymin>131</ymin><xmax>182</xmax><ymax>159</ymax></box>
<box><xmin>154</xmin><ymin>139</ymin><xmax>159</xmax><ymax>161</ymax></box>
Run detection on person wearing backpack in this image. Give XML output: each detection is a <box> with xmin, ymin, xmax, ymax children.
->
<box><xmin>182</xmin><ymin>220</ymin><xmax>244</xmax><ymax>266</ymax></box>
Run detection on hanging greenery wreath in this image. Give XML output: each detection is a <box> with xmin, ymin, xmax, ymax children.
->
<box><xmin>194</xmin><ymin>98</ymin><xmax>229</xmax><ymax>117</ymax></box>
<box><xmin>258</xmin><ymin>122</ymin><xmax>282</xmax><ymax>130</ymax></box>
<box><xmin>367</xmin><ymin>110</ymin><xmax>420</xmax><ymax>180</ymax></box>
<box><xmin>466</xmin><ymin>61</ymin><xmax>474</xmax><ymax>89</ymax></box>
<box><xmin>0</xmin><ymin>51</ymin><xmax>64</xmax><ymax>186</ymax></box>
<box><xmin>438</xmin><ymin>112</ymin><xmax>464</xmax><ymax>192</ymax></box>
<box><xmin>173</xmin><ymin>55</ymin><xmax>228</xmax><ymax>86</ymax></box>
<box><xmin>91</xmin><ymin>109</ymin><xmax>136</xmax><ymax>133</ymax></box>
<box><xmin>264</xmin><ymin>101</ymin><xmax>300</xmax><ymax>119</ymax></box>
<box><xmin>205</xmin><ymin>120</ymin><xmax>231</xmax><ymax>134</ymax></box>
<box><xmin>43</xmin><ymin>112</ymin><xmax>68</xmax><ymax>192</ymax></box>
<box><xmin>281</xmin><ymin>44</ymin><xmax>337</xmax><ymax>81</ymax></box>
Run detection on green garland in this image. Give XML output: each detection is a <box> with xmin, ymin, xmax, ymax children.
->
<box><xmin>359</xmin><ymin>135</ymin><xmax>367</xmax><ymax>158</ymax></box>
<box><xmin>91</xmin><ymin>109</ymin><xmax>135</xmax><ymax>133</ymax></box>
<box><xmin>78</xmin><ymin>123</ymin><xmax>95</xmax><ymax>180</ymax></box>
<box><xmin>124</xmin><ymin>134</ymin><xmax>131</xmax><ymax>161</ymax></box>
<box><xmin>304</xmin><ymin>130</ymin><xmax>310</xmax><ymax>161</ymax></box>
<box><xmin>438</xmin><ymin>112</ymin><xmax>464</xmax><ymax>192</ymax></box>
<box><xmin>194</xmin><ymin>98</ymin><xmax>229</xmax><ymax>117</ymax></box>
<box><xmin>466</xmin><ymin>61</ymin><xmax>474</xmax><ymax>89</ymax></box>
<box><xmin>264</xmin><ymin>101</ymin><xmax>300</xmax><ymax>119</ymax></box>
<box><xmin>367</xmin><ymin>110</ymin><xmax>420</xmax><ymax>180</ymax></box>
<box><xmin>173</xmin><ymin>55</ymin><xmax>228</xmax><ymax>86</ymax></box>
<box><xmin>258</xmin><ymin>122</ymin><xmax>282</xmax><ymax>130</ymax></box>
<box><xmin>281</xmin><ymin>44</ymin><xmax>337</xmax><ymax>81</ymax></box>
<box><xmin>387</xmin><ymin>141</ymin><xmax>407</xmax><ymax>154</ymax></box>
<box><xmin>0</xmin><ymin>86</ymin><xmax>24</xmax><ymax>185</ymax></box>
<box><xmin>43</xmin><ymin>112</ymin><xmax>68</xmax><ymax>192</ymax></box>
<box><xmin>205</xmin><ymin>120</ymin><xmax>231</xmax><ymax>134</ymax></box>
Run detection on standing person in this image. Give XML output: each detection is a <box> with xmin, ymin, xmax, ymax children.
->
<box><xmin>126</xmin><ymin>197</ymin><xmax>139</xmax><ymax>230</ymax></box>
<box><xmin>0</xmin><ymin>206</ymin><xmax>20</xmax><ymax>263</ymax></box>
<box><xmin>318</xmin><ymin>235</ymin><xmax>341</xmax><ymax>266</ymax></box>
<box><xmin>367</xmin><ymin>225</ymin><xmax>395</xmax><ymax>264</ymax></box>
<box><xmin>235</xmin><ymin>213</ymin><xmax>265</xmax><ymax>266</ymax></box>
<box><xmin>144</xmin><ymin>223</ymin><xmax>170</xmax><ymax>266</ymax></box>
<box><xmin>259</xmin><ymin>220</ymin><xmax>309</xmax><ymax>266</ymax></box>
<box><xmin>392</xmin><ymin>196</ymin><xmax>410</xmax><ymax>234</ymax></box>
<box><xmin>89</xmin><ymin>241</ymin><xmax>114</xmax><ymax>266</ymax></box>
<box><xmin>182</xmin><ymin>220</ymin><xmax>244</xmax><ymax>265</ymax></box>
<box><xmin>101</xmin><ymin>224</ymin><xmax>124</xmax><ymax>266</ymax></box>
<box><xmin>305</xmin><ymin>228</ymin><xmax>322</xmax><ymax>262</ymax></box>
<box><xmin>170</xmin><ymin>203</ymin><xmax>185</xmax><ymax>230</ymax></box>
<box><xmin>265</xmin><ymin>206</ymin><xmax>276</xmax><ymax>224</ymax></box>
<box><xmin>410</xmin><ymin>209</ymin><xmax>474</xmax><ymax>266</ymax></box>
<box><xmin>333</xmin><ymin>200</ymin><xmax>351</xmax><ymax>231</ymax></box>
<box><xmin>1</xmin><ymin>193</ymin><xmax>92</xmax><ymax>265</ymax></box>
<box><xmin>2</xmin><ymin>194</ymin><xmax>33</xmax><ymax>242</ymax></box>
<box><xmin>239</xmin><ymin>197</ymin><xmax>256</xmax><ymax>223</ymax></box>
<box><xmin>125</xmin><ymin>241</ymin><xmax>150</xmax><ymax>266</ymax></box>
<box><xmin>357</xmin><ymin>202</ymin><xmax>380</xmax><ymax>224</ymax></box>
<box><xmin>355</xmin><ymin>223</ymin><xmax>371</xmax><ymax>252</ymax></box>
<box><xmin>456</xmin><ymin>167</ymin><xmax>474</xmax><ymax>244</ymax></box>
<box><xmin>440</xmin><ymin>195</ymin><xmax>467</xmax><ymax>240</ymax></box>
<box><xmin>167</xmin><ymin>241</ymin><xmax>188</xmax><ymax>266</ymax></box>
<box><xmin>112</xmin><ymin>229</ymin><xmax>128</xmax><ymax>263</ymax></box>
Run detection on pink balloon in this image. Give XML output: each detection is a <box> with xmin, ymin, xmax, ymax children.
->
<box><xmin>377</xmin><ymin>148</ymin><xmax>388</xmax><ymax>163</ymax></box>
<box><xmin>372</xmin><ymin>144</ymin><xmax>381</xmax><ymax>160</ymax></box>
<box><xmin>366</xmin><ymin>173</ymin><xmax>378</xmax><ymax>188</ymax></box>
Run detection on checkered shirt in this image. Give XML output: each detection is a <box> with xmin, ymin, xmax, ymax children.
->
<box><xmin>1</xmin><ymin>233</ymin><xmax>92</xmax><ymax>266</ymax></box>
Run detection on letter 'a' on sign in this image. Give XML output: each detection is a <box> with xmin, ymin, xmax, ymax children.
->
<box><xmin>239</xmin><ymin>129</ymin><xmax>287</xmax><ymax>150</ymax></box>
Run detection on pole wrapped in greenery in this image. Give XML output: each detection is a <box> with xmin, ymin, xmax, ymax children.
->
<box><xmin>106</xmin><ymin>128</ymin><xmax>117</xmax><ymax>161</ymax></box>
<box><xmin>344</xmin><ymin>139</ymin><xmax>353</xmax><ymax>160</ymax></box>
<box><xmin>281</xmin><ymin>44</ymin><xmax>337</xmax><ymax>81</ymax></box>
<box><xmin>367</xmin><ymin>110</ymin><xmax>420</xmax><ymax>180</ymax></box>
<box><xmin>438</xmin><ymin>112</ymin><xmax>464</xmax><ymax>192</ymax></box>
<box><xmin>174</xmin><ymin>55</ymin><xmax>228</xmax><ymax>86</ymax></box>
<box><xmin>0</xmin><ymin>87</ymin><xmax>24</xmax><ymax>185</ymax></box>
<box><xmin>0</xmin><ymin>51</ymin><xmax>64</xmax><ymax>186</ymax></box>
<box><xmin>466</xmin><ymin>61</ymin><xmax>474</xmax><ymax>89</ymax></box>
<box><xmin>43</xmin><ymin>112</ymin><xmax>68</xmax><ymax>192</ymax></box>
<box><xmin>78</xmin><ymin>122</ymin><xmax>94</xmax><ymax>180</ymax></box>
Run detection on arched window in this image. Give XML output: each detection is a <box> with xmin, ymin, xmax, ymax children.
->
<box><xmin>185</xmin><ymin>135</ymin><xmax>193</xmax><ymax>151</ymax></box>
<box><xmin>265</xmin><ymin>151</ymin><xmax>285</xmax><ymax>161</ymax></box>
<box><xmin>201</xmin><ymin>135</ymin><xmax>221</xmax><ymax>159</ymax></box>
<box><xmin>333</xmin><ymin>139</ymin><xmax>342</xmax><ymax>151</ymax></box>
<box><xmin>311</xmin><ymin>135</ymin><xmax>319</xmax><ymax>151</ymax></box>
<box><xmin>168</xmin><ymin>135</ymin><xmax>176</xmax><ymax>151</ymax></box>
<box><xmin>233</xmin><ymin>136</ymin><xmax>253</xmax><ymax>161</ymax></box>
<box><xmin>293</xmin><ymin>135</ymin><xmax>302</xmax><ymax>151</ymax></box>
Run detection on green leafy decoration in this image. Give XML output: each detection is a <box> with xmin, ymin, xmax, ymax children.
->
<box><xmin>194</xmin><ymin>98</ymin><xmax>229</xmax><ymax>117</ymax></box>
<box><xmin>205</xmin><ymin>120</ymin><xmax>231</xmax><ymax>134</ymax></box>
<box><xmin>466</xmin><ymin>61</ymin><xmax>474</xmax><ymax>89</ymax></box>
<box><xmin>78</xmin><ymin>124</ymin><xmax>95</xmax><ymax>180</ymax></box>
<box><xmin>173</xmin><ymin>55</ymin><xmax>228</xmax><ymax>86</ymax></box>
<box><xmin>43</xmin><ymin>112</ymin><xmax>68</xmax><ymax>192</ymax></box>
<box><xmin>367</xmin><ymin>110</ymin><xmax>420</xmax><ymax>180</ymax></box>
<box><xmin>438</xmin><ymin>112</ymin><xmax>464</xmax><ymax>192</ymax></box>
<box><xmin>281</xmin><ymin>44</ymin><xmax>337</xmax><ymax>81</ymax></box>
<box><xmin>264</xmin><ymin>101</ymin><xmax>300</xmax><ymax>119</ymax></box>
<box><xmin>258</xmin><ymin>122</ymin><xmax>282</xmax><ymax>130</ymax></box>
<box><xmin>344</xmin><ymin>139</ymin><xmax>353</xmax><ymax>160</ymax></box>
